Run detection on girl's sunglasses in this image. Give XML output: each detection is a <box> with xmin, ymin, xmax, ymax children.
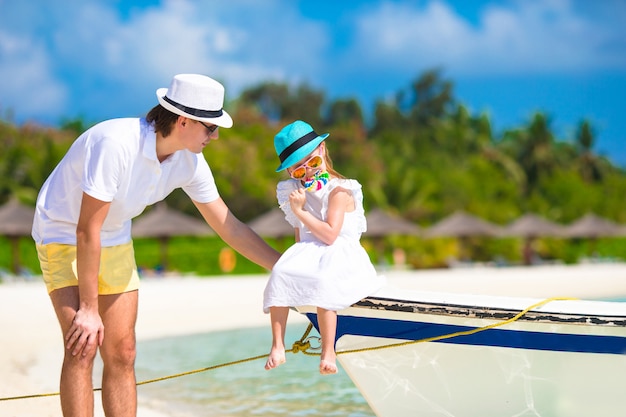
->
<box><xmin>289</xmin><ymin>154</ymin><xmax>323</xmax><ymax>180</ymax></box>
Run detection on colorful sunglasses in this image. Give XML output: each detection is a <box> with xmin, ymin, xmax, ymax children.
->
<box><xmin>289</xmin><ymin>154</ymin><xmax>323</xmax><ymax>180</ymax></box>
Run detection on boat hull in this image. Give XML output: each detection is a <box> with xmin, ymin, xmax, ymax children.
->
<box><xmin>297</xmin><ymin>289</ymin><xmax>626</xmax><ymax>417</ymax></box>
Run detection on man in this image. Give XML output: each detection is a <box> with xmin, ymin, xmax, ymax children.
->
<box><xmin>32</xmin><ymin>73</ymin><xmax>281</xmax><ymax>417</ymax></box>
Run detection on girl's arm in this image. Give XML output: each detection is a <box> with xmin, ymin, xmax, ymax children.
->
<box><xmin>290</xmin><ymin>186</ymin><xmax>354</xmax><ymax>245</ymax></box>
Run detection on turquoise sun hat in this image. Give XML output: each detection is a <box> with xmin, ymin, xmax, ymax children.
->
<box><xmin>274</xmin><ymin>120</ymin><xmax>329</xmax><ymax>172</ymax></box>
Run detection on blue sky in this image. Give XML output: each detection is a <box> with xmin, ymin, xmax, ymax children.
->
<box><xmin>1</xmin><ymin>0</ymin><xmax>625</xmax><ymax>166</ymax></box>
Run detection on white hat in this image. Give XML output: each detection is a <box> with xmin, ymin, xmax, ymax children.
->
<box><xmin>156</xmin><ymin>74</ymin><xmax>233</xmax><ymax>128</ymax></box>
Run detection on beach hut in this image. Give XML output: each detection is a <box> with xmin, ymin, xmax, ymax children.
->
<box><xmin>0</xmin><ymin>198</ymin><xmax>35</xmax><ymax>274</ymax></box>
<box><xmin>132</xmin><ymin>203</ymin><xmax>214</xmax><ymax>270</ymax></box>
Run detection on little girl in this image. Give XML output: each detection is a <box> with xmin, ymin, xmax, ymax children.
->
<box><xmin>263</xmin><ymin>120</ymin><xmax>385</xmax><ymax>374</ymax></box>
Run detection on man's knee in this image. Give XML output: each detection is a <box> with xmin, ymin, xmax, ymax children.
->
<box><xmin>103</xmin><ymin>337</ymin><xmax>136</xmax><ymax>369</ymax></box>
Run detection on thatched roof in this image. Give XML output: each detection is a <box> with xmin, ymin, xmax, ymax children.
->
<box><xmin>247</xmin><ymin>208</ymin><xmax>294</xmax><ymax>238</ymax></box>
<box><xmin>0</xmin><ymin>198</ymin><xmax>35</xmax><ymax>237</ymax></box>
<box><xmin>425</xmin><ymin>211</ymin><xmax>501</xmax><ymax>238</ymax></box>
<box><xmin>132</xmin><ymin>203</ymin><xmax>214</xmax><ymax>238</ymax></box>
<box><xmin>563</xmin><ymin>213</ymin><xmax>622</xmax><ymax>238</ymax></box>
<box><xmin>364</xmin><ymin>208</ymin><xmax>420</xmax><ymax>237</ymax></box>
<box><xmin>501</xmin><ymin>213</ymin><xmax>566</xmax><ymax>238</ymax></box>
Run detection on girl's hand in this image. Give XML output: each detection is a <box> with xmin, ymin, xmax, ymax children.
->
<box><xmin>289</xmin><ymin>189</ymin><xmax>306</xmax><ymax>212</ymax></box>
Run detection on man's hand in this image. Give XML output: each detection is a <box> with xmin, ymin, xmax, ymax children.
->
<box><xmin>65</xmin><ymin>307</ymin><xmax>104</xmax><ymax>357</ymax></box>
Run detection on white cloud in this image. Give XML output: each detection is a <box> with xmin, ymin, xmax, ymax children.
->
<box><xmin>0</xmin><ymin>0</ymin><xmax>623</xmax><ymax>126</ymax></box>
<box><xmin>350</xmin><ymin>0</ymin><xmax>626</xmax><ymax>76</ymax></box>
<box><xmin>0</xmin><ymin>30</ymin><xmax>67</xmax><ymax>120</ymax></box>
<box><xmin>40</xmin><ymin>0</ymin><xmax>328</xmax><ymax>96</ymax></box>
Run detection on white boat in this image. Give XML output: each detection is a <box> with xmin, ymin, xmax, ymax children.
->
<box><xmin>296</xmin><ymin>286</ymin><xmax>626</xmax><ymax>417</ymax></box>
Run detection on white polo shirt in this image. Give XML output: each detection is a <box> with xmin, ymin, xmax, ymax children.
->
<box><xmin>32</xmin><ymin>118</ymin><xmax>219</xmax><ymax>246</ymax></box>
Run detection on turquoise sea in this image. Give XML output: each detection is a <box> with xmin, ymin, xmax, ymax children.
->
<box><xmin>135</xmin><ymin>297</ymin><xmax>626</xmax><ymax>416</ymax></box>
<box><xmin>135</xmin><ymin>324</ymin><xmax>375</xmax><ymax>416</ymax></box>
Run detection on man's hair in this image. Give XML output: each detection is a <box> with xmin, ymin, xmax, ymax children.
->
<box><xmin>146</xmin><ymin>104</ymin><xmax>180</xmax><ymax>137</ymax></box>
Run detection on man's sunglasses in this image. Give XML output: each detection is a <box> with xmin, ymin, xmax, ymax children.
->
<box><xmin>199</xmin><ymin>121</ymin><xmax>219</xmax><ymax>135</ymax></box>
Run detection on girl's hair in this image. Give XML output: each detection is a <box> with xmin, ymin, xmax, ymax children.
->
<box><xmin>320</xmin><ymin>142</ymin><xmax>345</xmax><ymax>179</ymax></box>
<box><xmin>146</xmin><ymin>104</ymin><xmax>179</xmax><ymax>137</ymax></box>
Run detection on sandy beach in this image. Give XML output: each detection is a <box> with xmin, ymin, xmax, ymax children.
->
<box><xmin>1</xmin><ymin>262</ymin><xmax>626</xmax><ymax>416</ymax></box>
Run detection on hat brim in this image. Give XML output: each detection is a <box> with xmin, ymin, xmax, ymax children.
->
<box><xmin>156</xmin><ymin>88</ymin><xmax>233</xmax><ymax>128</ymax></box>
<box><xmin>276</xmin><ymin>133</ymin><xmax>329</xmax><ymax>172</ymax></box>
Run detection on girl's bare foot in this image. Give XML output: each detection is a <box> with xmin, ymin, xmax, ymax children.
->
<box><xmin>319</xmin><ymin>354</ymin><xmax>338</xmax><ymax>375</ymax></box>
<box><xmin>265</xmin><ymin>348</ymin><xmax>286</xmax><ymax>370</ymax></box>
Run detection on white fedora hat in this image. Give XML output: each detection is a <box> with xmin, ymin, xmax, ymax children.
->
<box><xmin>156</xmin><ymin>74</ymin><xmax>233</xmax><ymax>128</ymax></box>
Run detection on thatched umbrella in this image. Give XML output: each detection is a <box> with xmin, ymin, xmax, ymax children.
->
<box><xmin>501</xmin><ymin>213</ymin><xmax>566</xmax><ymax>265</ymax></box>
<box><xmin>132</xmin><ymin>203</ymin><xmax>214</xmax><ymax>269</ymax></box>
<box><xmin>247</xmin><ymin>208</ymin><xmax>294</xmax><ymax>252</ymax></box>
<box><xmin>502</xmin><ymin>213</ymin><xmax>565</xmax><ymax>238</ymax></box>
<box><xmin>424</xmin><ymin>211</ymin><xmax>501</xmax><ymax>263</ymax></box>
<box><xmin>425</xmin><ymin>211</ymin><xmax>501</xmax><ymax>238</ymax></box>
<box><xmin>364</xmin><ymin>208</ymin><xmax>421</xmax><ymax>237</ymax></box>
<box><xmin>562</xmin><ymin>213</ymin><xmax>622</xmax><ymax>259</ymax></box>
<box><xmin>0</xmin><ymin>198</ymin><xmax>35</xmax><ymax>274</ymax></box>
<box><xmin>364</xmin><ymin>208</ymin><xmax>420</xmax><ymax>266</ymax></box>
<box><xmin>247</xmin><ymin>208</ymin><xmax>294</xmax><ymax>238</ymax></box>
<box><xmin>563</xmin><ymin>213</ymin><xmax>621</xmax><ymax>238</ymax></box>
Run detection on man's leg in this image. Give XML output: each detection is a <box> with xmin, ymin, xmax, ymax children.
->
<box><xmin>99</xmin><ymin>290</ymin><xmax>138</xmax><ymax>417</ymax></box>
<box><xmin>50</xmin><ymin>286</ymin><xmax>98</xmax><ymax>417</ymax></box>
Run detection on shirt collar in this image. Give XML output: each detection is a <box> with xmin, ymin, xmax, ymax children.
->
<box><xmin>141</xmin><ymin>118</ymin><xmax>181</xmax><ymax>165</ymax></box>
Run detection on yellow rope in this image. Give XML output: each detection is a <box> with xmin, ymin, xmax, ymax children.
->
<box><xmin>336</xmin><ymin>296</ymin><xmax>577</xmax><ymax>355</ymax></box>
<box><xmin>0</xmin><ymin>296</ymin><xmax>575</xmax><ymax>402</ymax></box>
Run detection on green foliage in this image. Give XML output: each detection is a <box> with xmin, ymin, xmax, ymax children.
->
<box><xmin>133</xmin><ymin>236</ymin><xmax>272</xmax><ymax>276</ymax></box>
<box><xmin>1</xmin><ymin>69</ymin><xmax>626</xmax><ymax>276</ymax></box>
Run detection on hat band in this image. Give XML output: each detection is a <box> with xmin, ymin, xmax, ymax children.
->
<box><xmin>163</xmin><ymin>95</ymin><xmax>223</xmax><ymax>118</ymax></box>
<box><xmin>278</xmin><ymin>131</ymin><xmax>320</xmax><ymax>163</ymax></box>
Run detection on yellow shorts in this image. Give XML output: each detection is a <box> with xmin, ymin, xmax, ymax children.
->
<box><xmin>36</xmin><ymin>241</ymin><xmax>140</xmax><ymax>295</ymax></box>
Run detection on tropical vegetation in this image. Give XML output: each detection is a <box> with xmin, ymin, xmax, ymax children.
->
<box><xmin>1</xmin><ymin>69</ymin><xmax>625</xmax><ymax>275</ymax></box>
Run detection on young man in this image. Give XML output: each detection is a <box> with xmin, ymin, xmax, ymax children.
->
<box><xmin>32</xmin><ymin>74</ymin><xmax>281</xmax><ymax>417</ymax></box>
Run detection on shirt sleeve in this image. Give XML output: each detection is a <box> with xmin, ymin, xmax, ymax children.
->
<box><xmin>82</xmin><ymin>136</ymin><xmax>128</xmax><ymax>202</ymax></box>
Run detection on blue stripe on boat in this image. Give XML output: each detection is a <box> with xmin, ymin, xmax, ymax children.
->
<box><xmin>305</xmin><ymin>314</ymin><xmax>626</xmax><ymax>355</ymax></box>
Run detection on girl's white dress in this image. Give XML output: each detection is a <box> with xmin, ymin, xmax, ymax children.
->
<box><xmin>263</xmin><ymin>178</ymin><xmax>385</xmax><ymax>313</ymax></box>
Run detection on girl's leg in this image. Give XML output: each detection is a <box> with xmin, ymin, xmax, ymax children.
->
<box><xmin>317</xmin><ymin>307</ymin><xmax>338</xmax><ymax>375</ymax></box>
<box><xmin>265</xmin><ymin>306</ymin><xmax>289</xmax><ymax>370</ymax></box>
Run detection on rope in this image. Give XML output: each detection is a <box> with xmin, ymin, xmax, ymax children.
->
<box><xmin>0</xmin><ymin>296</ymin><xmax>574</xmax><ymax>402</ymax></box>
<box><xmin>335</xmin><ymin>296</ymin><xmax>577</xmax><ymax>355</ymax></box>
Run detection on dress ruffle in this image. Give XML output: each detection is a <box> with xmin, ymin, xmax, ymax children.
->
<box><xmin>276</xmin><ymin>178</ymin><xmax>367</xmax><ymax>235</ymax></box>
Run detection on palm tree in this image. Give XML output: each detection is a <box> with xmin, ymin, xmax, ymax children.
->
<box><xmin>576</xmin><ymin>119</ymin><xmax>604</xmax><ymax>183</ymax></box>
<box><xmin>500</xmin><ymin>112</ymin><xmax>558</xmax><ymax>196</ymax></box>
